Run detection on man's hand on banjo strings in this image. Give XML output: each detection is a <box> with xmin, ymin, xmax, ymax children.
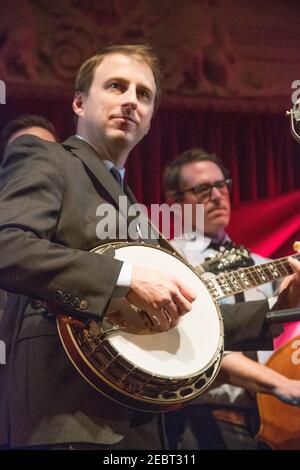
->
<box><xmin>126</xmin><ymin>267</ymin><xmax>196</xmax><ymax>332</ymax></box>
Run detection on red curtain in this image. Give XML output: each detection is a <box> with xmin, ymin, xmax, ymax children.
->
<box><xmin>1</xmin><ymin>96</ymin><xmax>300</xmax><ymax>256</ymax></box>
<box><xmin>228</xmin><ymin>190</ymin><xmax>300</xmax><ymax>259</ymax></box>
<box><xmin>128</xmin><ymin>107</ymin><xmax>300</xmax><ymax>207</ymax></box>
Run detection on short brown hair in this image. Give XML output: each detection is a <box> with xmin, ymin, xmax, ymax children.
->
<box><xmin>1</xmin><ymin>114</ymin><xmax>58</xmax><ymax>150</ymax></box>
<box><xmin>75</xmin><ymin>44</ymin><xmax>162</xmax><ymax>113</ymax></box>
<box><xmin>163</xmin><ymin>148</ymin><xmax>230</xmax><ymax>199</ymax></box>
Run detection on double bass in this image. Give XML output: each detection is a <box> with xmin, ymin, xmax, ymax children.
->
<box><xmin>257</xmin><ymin>106</ymin><xmax>300</xmax><ymax>450</ymax></box>
<box><xmin>257</xmin><ymin>335</ymin><xmax>300</xmax><ymax>450</ymax></box>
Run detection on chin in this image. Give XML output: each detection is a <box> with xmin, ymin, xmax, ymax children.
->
<box><xmin>108</xmin><ymin>129</ymin><xmax>131</xmax><ymax>144</ymax></box>
<box><xmin>209</xmin><ymin>215</ymin><xmax>228</xmax><ymax>226</ymax></box>
<box><xmin>206</xmin><ymin>220</ymin><xmax>228</xmax><ymax>236</ymax></box>
<box><xmin>218</xmin><ymin>215</ymin><xmax>229</xmax><ymax>226</ymax></box>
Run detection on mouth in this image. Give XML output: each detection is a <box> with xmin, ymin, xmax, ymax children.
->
<box><xmin>207</xmin><ymin>206</ymin><xmax>228</xmax><ymax>215</ymax></box>
<box><xmin>111</xmin><ymin>115</ymin><xmax>137</xmax><ymax>125</ymax></box>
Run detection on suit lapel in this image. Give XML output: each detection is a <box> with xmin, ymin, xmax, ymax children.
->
<box><xmin>123</xmin><ymin>184</ymin><xmax>137</xmax><ymax>204</ymax></box>
<box><xmin>62</xmin><ymin>136</ymin><xmax>131</xmax><ymax>218</ymax></box>
<box><xmin>62</xmin><ymin>136</ymin><xmax>168</xmax><ymax>247</ymax></box>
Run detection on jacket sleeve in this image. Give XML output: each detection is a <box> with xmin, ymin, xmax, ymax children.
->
<box><xmin>0</xmin><ymin>135</ymin><xmax>123</xmax><ymax>317</ymax></box>
<box><xmin>220</xmin><ymin>300</ymin><xmax>275</xmax><ymax>351</ymax></box>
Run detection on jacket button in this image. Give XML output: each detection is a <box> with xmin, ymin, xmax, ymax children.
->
<box><xmin>31</xmin><ymin>299</ymin><xmax>43</xmax><ymax>309</ymax></box>
<box><xmin>55</xmin><ymin>290</ymin><xmax>64</xmax><ymax>301</ymax></box>
<box><xmin>62</xmin><ymin>293</ymin><xmax>72</xmax><ymax>304</ymax></box>
<box><xmin>71</xmin><ymin>297</ymin><xmax>80</xmax><ymax>308</ymax></box>
<box><xmin>79</xmin><ymin>299</ymin><xmax>89</xmax><ymax>310</ymax></box>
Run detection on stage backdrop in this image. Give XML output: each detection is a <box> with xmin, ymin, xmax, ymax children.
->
<box><xmin>228</xmin><ymin>190</ymin><xmax>300</xmax><ymax>259</ymax></box>
<box><xmin>1</xmin><ymin>97</ymin><xmax>300</xmax><ymax>258</ymax></box>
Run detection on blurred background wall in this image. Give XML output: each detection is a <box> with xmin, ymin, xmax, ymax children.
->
<box><xmin>1</xmin><ymin>0</ymin><xmax>300</xmax><ymax>256</ymax></box>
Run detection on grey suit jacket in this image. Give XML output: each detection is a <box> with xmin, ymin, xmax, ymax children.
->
<box><xmin>0</xmin><ymin>135</ymin><xmax>142</xmax><ymax>447</ymax></box>
<box><xmin>0</xmin><ymin>135</ymin><xmax>274</xmax><ymax>447</ymax></box>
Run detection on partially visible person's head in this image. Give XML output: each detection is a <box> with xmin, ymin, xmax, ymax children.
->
<box><xmin>163</xmin><ymin>148</ymin><xmax>232</xmax><ymax>238</ymax></box>
<box><xmin>72</xmin><ymin>45</ymin><xmax>162</xmax><ymax>162</ymax></box>
<box><xmin>2</xmin><ymin>114</ymin><xmax>58</xmax><ymax>150</ymax></box>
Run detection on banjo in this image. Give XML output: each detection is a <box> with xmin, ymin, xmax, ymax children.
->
<box><xmin>56</xmin><ymin>242</ymin><xmax>298</xmax><ymax>412</ymax></box>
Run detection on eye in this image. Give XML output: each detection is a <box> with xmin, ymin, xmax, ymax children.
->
<box><xmin>138</xmin><ymin>88</ymin><xmax>151</xmax><ymax>102</ymax></box>
<box><xmin>194</xmin><ymin>184</ymin><xmax>210</xmax><ymax>194</ymax></box>
<box><xmin>215</xmin><ymin>181</ymin><xmax>226</xmax><ymax>189</ymax></box>
<box><xmin>107</xmin><ymin>81</ymin><xmax>124</xmax><ymax>92</ymax></box>
<box><xmin>109</xmin><ymin>82</ymin><xmax>120</xmax><ymax>89</ymax></box>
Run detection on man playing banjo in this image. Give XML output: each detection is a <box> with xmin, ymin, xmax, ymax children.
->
<box><xmin>0</xmin><ymin>44</ymin><xmax>300</xmax><ymax>450</ymax></box>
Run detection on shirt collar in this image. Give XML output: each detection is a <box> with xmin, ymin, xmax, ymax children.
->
<box><xmin>205</xmin><ymin>231</ymin><xmax>231</xmax><ymax>249</ymax></box>
<box><xmin>75</xmin><ymin>134</ymin><xmax>125</xmax><ymax>181</ymax></box>
<box><xmin>180</xmin><ymin>230</ymin><xmax>230</xmax><ymax>251</ymax></box>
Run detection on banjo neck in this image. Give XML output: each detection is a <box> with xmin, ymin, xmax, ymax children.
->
<box><xmin>198</xmin><ymin>253</ymin><xmax>300</xmax><ymax>302</ymax></box>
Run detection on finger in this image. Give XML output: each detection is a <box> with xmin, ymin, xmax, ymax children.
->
<box><xmin>172</xmin><ymin>290</ymin><xmax>193</xmax><ymax>316</ymax></box>
<box><xmin>141</xmin><ymin>311</ymin><xmax>168</xmax><ymax>333</ymax></box>
<box><xmin>140</xmin><ymin>310</ymin><xmax>155</xmax><ymax>329</ymax></box>
<box><xmin>288</xmin><ymin>256</ymin><xmax>300</xmax><ymax>278</ymax></box>
<box><xmin>141</xmin><ymin>308</ymin><xmax>171</xmax><ymax>332</ymax></box>
<box><xmin>162</xmin><ymin>303</ymin><xmax>180</xmax><ymax>328</ymax></box>
<box><xmin>152</xmin><ymin>311</ymin><xmax>171</xmax><ymax>332</ymax></box>
<box><xmin>176</xmin><ymin>281</ymin><xmax>197</xmax><ymax>303</ymax></box>
<box><xmin>278</xmin><ymin>274</ymin><xmax>292</xmax><ymax>291</ymax></box>
<box><xmin>274</xmin><ymin>391</ymin><xmax>300</xmax><ymax>406</ymax></box>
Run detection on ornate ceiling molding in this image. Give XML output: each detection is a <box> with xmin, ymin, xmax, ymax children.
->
<box><xmin>0</xmin><ymin>0</ymin><xmax>298</xmax><ymax>112</ymax></box>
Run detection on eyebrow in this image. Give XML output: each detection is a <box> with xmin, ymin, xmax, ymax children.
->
<box><xmin>104</xmin><ymin>77</ymin><xmax>154</xmax><ymax>95</ymax></box>
<box><xmin>197</xmin><ymin>179</ymin><xmax>226</xmax><ymax>186</ymax></box>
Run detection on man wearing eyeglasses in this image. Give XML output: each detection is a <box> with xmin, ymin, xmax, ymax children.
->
<box><xmin>163</xmin><ymin>148</ymin><xmax>300</xmax><ymax>450</ymax></box>
<box><xmin>165</xmin><ymin>149</ymin><xmax>232</xmax><ymax>251</ymax></box>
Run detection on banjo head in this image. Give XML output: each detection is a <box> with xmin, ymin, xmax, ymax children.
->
<box><xmin>107</xmin><ymin>244</ymin><xmax>223</xmax><ymax>379</ymax></box>
<box><xmin>57</xmin><ymin>242</ymin><xmax>224</xmax><ymax>411</ymax></box>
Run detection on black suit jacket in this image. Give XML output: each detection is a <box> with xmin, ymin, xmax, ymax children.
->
<box><xmin>0</xmin><ymin>135</ymin><xmax>273</xmax><ymax>447</ymax></box>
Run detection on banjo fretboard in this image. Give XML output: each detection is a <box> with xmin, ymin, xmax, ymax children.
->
<box><xmin>203</xmin><ymin>254</ymin><xmax>300</xmax><ymax>301</ymax></box>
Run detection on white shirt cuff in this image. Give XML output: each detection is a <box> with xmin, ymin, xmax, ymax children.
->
<box><xmin>112</xmin><ymin>262</ymin><xmax>133</xmax><ymax>298</ymax></box>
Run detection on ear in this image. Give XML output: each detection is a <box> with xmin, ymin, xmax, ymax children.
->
<box><xmin>72</xmin><ymin>92</ymin><xmax>85</xmax><ymax>117</ymax></box>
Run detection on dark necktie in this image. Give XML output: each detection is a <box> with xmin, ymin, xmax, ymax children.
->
<box><xmin>109</xmin><ymin>167</ymin><xmax>133</xmax><ymax>202</ymax></box>
<box><xmin>109</xmin><ymin>167</ymin><xmax>140</xmax><ymax>238</ymax></box>
<box><xmin>207</xmin><ymin>240</ymin><xmax>234</xmax><ymax>252</ymax></box>
<box><xmin>110</xmin><ymin>167</ymin><xmax>123</xmax><ymax>189</ymax></box>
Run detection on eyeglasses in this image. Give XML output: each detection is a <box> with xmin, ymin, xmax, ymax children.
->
<box><xmin>176</xmin><ymin>178</ymin><xmax>232</xmax><ymax>202</ymax></box>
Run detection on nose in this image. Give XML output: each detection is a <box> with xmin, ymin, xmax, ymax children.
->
<box><xmin>210</xmin><ymin>186</ymin><xmax>222</xmax><ymax>201</ymax></box>
<box><xmin>121</xmin><ymin>87</ymin><xmax>138</xmax><ymax>112</ymax></box>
